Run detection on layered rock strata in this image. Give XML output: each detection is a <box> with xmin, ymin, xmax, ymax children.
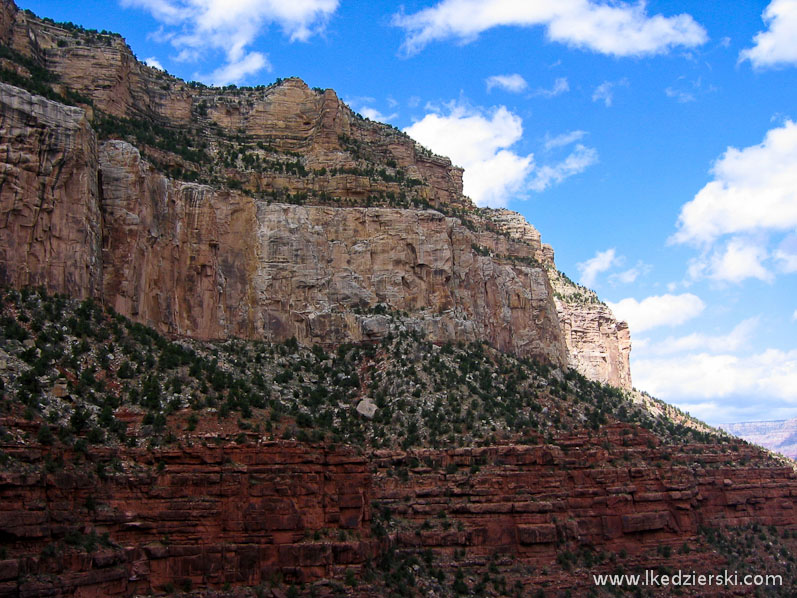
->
<box><xmin>0</xmin><ymin>0</ymin><xmax>631</xmax><ymax>388</ymax></box>
<box><xmin>1</xmin><ymin>427</ymin><xmax>795</xmax><ymax>597</ymax></box>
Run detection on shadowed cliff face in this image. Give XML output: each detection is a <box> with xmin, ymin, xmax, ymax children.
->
<box><xmin>0</xmin><ymin>0</ymin><xmax>630</xmax><ymax>388</ymax></box>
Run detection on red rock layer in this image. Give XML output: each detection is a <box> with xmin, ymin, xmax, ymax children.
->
<box><xmin>0</xmin><ymin>441</ymin><xmax>376</xmax><ymax>597</ymax></box>
<box><xmin>1</xmin><ymin>426</ymin><xmax>796</xmax><ymax>597</ymax></box>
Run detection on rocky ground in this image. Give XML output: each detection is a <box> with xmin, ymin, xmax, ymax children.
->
<box><xmin>1</xmin><ymin>288</ymin><xmax>796</xmax><ymax>597</ymax></box>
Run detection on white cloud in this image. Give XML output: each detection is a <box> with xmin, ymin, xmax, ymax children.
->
<box><xmin>531</xmin><ymin>77</ymin><xmax>569</xmax><ymax>98</ymax></box>
<box><xmin>205</xmin><ymin>52</ymin><xmax>270</xmax><ymax>87</ymax></box>
<box><xmin>609</xmin><ymin>261</ymin><xmax>651</xmax><ymax>284</ymax></box>
<box><xmin>485</xmin><ymin>73</ymin><xmax>528</xmax><ymax>93</ymax></box>
<box><xmin>544</xmin><ymin>130</ymin><xmax>586</xmax><ymax>151</ymax></box>
<box><xmin>665</xmin><ymin>86</ymin><xmax>695</xmax><ymax>103</ymax></box>
<box><xmin>709</xmin><ymin>237</ymin><xmax>772</xmax><ymax>283</ymax></box>
<box><xmin>639</xmin><ymin>317</ymin><xmax>758</xmax><ymax>356</ymax></box>
<box><xmin>592</xmin><ymin>78</ymin><xmax>628</xmax><ymax>107</ymax></box>
<box><xmin>121</xmin><ymin>0</ymin><xmax>339</xmax><ymax>85</ymax></box>
<box><xmin>672</xmin><ymin>120</ymin><xmax>797</xmax><ymax>246</ymax></box>
<box><xmin>740</xmin><ymin>0</ymin><xmax>797</xmax><ymax>68</ymax></box>
<box><xmin>672</xmin><ymin>120</ymin><xmax>797</xmax><ymax>283</ymax></box>
<box><xmin>529</xmin><ymin>144</ymin><xmax>598</xmax><ymax>191</ymax></box>
<box><xmin>775</xmin><ymin>249</ymin><xmax>797</xmax><ymax>272</ymax></box>
<box><xmin>392</xmin><ymin>0</ymin><xmax>707</xmax><ymax>57</ymax></box>
<box><xmin>633</xmin><ymin>349</ymin><xmax>797</xmax><ymax>404</ymax></box>
<box><xmin>607</xmin><ymin>293</ymin><xmax>705</xmax><ymax>334</ymax></box>
<box><xmin>359</xmin><ymin>106</ymin><xmax>399</xmax><ymax>123</ymax></box>
<box><xmin>404</xmin><ymin>103</ymin><xmax>532</xmax><ymax>206</ymax></box>
<box><xmin>404</xmin><ymin>102</ymin><xmax>596</xmax><ymax>206</ymax></box>
<box><xmin>144</xmin><ymin>56</ymin><xmax>165</xmax><ymax>70</ymax></box>
<box><xmin>774</xmin><ymin>234</ymin><xmax>797</xmax><ymax>272</ymax></box>
<box><xmin>793</xmin><ymin>309</ymin><xmax>797</xmax><ymax>322</ymax></box>
<box><xmin>577</xmin><ymin>248</ymin><xmax>619</xmax><ymax>287</ymax></box>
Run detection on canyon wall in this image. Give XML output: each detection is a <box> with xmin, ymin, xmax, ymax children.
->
<box><xmin>99</xmin><ymin>139</ymin><xmax>567</xmax><ymax>364</ymax></box>
<box><xmin>0</xmin><ymin>83</ymin><xmax>102</xmax><ymax>299</ymax></box>
<box><xmin>0</xmin><ymin>0</ymin><xmax>630</xmax><ymax>387</ymax></box>
<box><xmin>1</xmin><ymin>428</ymin><xmax>795</xmax><ymax>597</ymax></box>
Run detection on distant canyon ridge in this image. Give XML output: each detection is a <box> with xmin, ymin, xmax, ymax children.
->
<box><xmin>720</xmin><ymin>420</ymin><xmax>797</xmax><ymax>460</ymax></box>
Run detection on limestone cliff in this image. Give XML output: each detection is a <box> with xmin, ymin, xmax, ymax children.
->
<box><xmin>0</xmin><ymin>83</ymin><xmax>102</xmax><ymax>298</ymax></box>
<box><xmin>483</xmin><ymin>209</ymin><xmax>632</xmax><ymax>389</ymax></box>
<box><xmin>0</xmin><ymin>0</ymin><xmax>631</xmax><ymax>388</ymax></box>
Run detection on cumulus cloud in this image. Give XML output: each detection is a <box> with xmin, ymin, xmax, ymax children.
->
<box><xmin>633</xmin><ymin>349</ymin><xmax>797</xmax><ymax>404</ymax></box>
<box><xmin>577</xmin><ymin>248</ymin><xmax>618</xmax><ymax>287</ymax></box>
<box><xmin>672</xmin><ymin>121</ymin><xmax>797</xmax><ymax>246</ymax></box>
<box><xmin>631</xmin><ymin>314</ymin><xmax>797</xmax><ymax>423</ymax></box>
<box><xmin>709</xmin><ymin>238</ymin><xmax>772</xmax><ymax>283</ymax></box>
<box><xmin>144</xmin><ymin>56</ymin><xmax>165</xmax><ymax>70</ymax></box>
<box><xmin>639</xmin><ymin>318</ymin><xmax>758</xmax><ymax>356</ymax></box>
<box><xmin>740</xmin><ymin>0</ymin><xmax>797</xmax><ymax>68</ymax></box>
<box><xmin>392</xmin><ymin>0</ymin><xmax>707</xmax><ymax>57</ymax></box>
<box><xmin>206</xmin><ymin>52</ymin><xmax>270</xmax><ymax>86</ymax></box>
<box><xmin>121</xmin><ymin>0</ymin><xmax>339</xmax><ymax>85</ymax></box>
<box><xmin>607</xmin><ymin>293</ymin><xmax>705</xmax><ymax>334</ymax></box>
<box><xmin>403</xmin><ymin>102</ymin><xmax>596</xmax><ymax>206</ymax></box>
<box><xmin>485</xmin><ymin>74</ymin><xmax>528</xmax><ymax>93</ymax></box>
<box><xmin>671</xmin><ymin>120</ymin><xmax>797</xmax><ymax>283</ymax></box>
<box><xmin>592</xmin><ymin>78</ymin><xmax>628</xmax><ymax>107</ymax></box>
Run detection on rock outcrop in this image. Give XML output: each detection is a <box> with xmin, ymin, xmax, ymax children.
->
<box><xmin>550</xmin><ymin>269</ymin><xmax>633</xmax><ymax>390</ymax></box>
<box><xmin>485</xmin><ymin>210</ymin><xmax>632</xmax><ymax>389</ymax></box>
<box><xmin>0</xmin><ymin>83</ymin><xmax>102</xmax><ymax>298</ymax></box>
<box><xmin>98</xmin><ymin>139</ymin><xmax>567</xmax><ymax>364</ymax></box>
<box><xmin>0</xmin><ymin>0</ymin><xmax>630</xmax><ymax>386</ymax></box>
<box><xmin>0</xmin><ymin>441</ymin><xmax>378</xmax><ymax>596</ymax></box>
<box><xmin>1</xmin><ymin>427</ymin><xmax>795</xmax><ymax>597</ymax></box>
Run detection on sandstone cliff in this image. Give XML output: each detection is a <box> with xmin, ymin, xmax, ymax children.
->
<box><xmin>1</xmin><ymin>426</ymin><xmax>795</xmax><ymax>597</ymax></box>
<box><xmin>99</xmin><ymin>139</ymin><xmax>566</xmax><ymax>364</ymax></box>
<box><xmin>0</xmin><ymin>0</ymin><xmax>632</xmax><ymax>388</ymax></box>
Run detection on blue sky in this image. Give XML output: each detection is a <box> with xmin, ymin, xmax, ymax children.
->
<box><xmin>19</xmin><ymin>0</ymin><xmax>797</xmax><ymax>425</ymax></box>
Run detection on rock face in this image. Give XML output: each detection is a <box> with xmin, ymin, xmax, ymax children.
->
<box><xmin>98</xmin><ymin>140</ymin><xmax>567</xmax><ymax>364</ymax></box>
<box><xmin>0</xmin><ymin>0</ymin><xmax>630</xmax><ymax>388</ymax></box>
<box><xmin>1</xmin><ymin>428</ymin><xmax>796</xmax><ymax>597</ymax></box>
<box><xmin>0</xmin><ymin>442</ymin><xmax>378</xmax><ymax>596</ymax></box>
<box><xmin>0</xmin><ymin>83</ymin><xmax>102</xmax><ymax>298</ymax></box>
<box><xmin>552</xmin><ymin>275</ymin><xmax>633</xmax><ymax>389</ymax></box>
<box><xmin>486</xmin><ymin>210</ymin><xmax>632</xmax><ymax>389</ymax></box>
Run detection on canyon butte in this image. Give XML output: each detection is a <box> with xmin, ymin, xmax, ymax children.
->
<box><xmin>0</xmin><ymin>2</ymin><xmax>795</xmax><ymax>597</ymax></box>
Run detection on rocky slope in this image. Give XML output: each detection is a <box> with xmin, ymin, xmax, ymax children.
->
<box><xmin>0</xmin><ymin>0</ymin><xmax>629</xmax><ymax>389</ymax></box>
<box><xmin>0</xmin><ymin>289</ymin><xmax>795</xmax><ymax>598</ymax></box>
